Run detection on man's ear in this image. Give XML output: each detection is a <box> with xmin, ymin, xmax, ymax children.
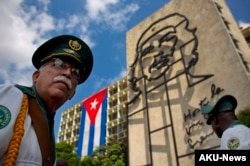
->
<box><xmin>213</xmin><ymin>116</ymin><xmax>219</xmax><ymax>125</ymax></box>
<box><xmin>32</xmin><ymin>70</ymin><xmax>40</xmax><ymax>84</ymax></box>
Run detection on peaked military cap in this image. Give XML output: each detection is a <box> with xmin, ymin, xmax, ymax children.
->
<box><xmin>201</xmin><ymin>95</ymin><xmax>237</xmax><ymax>125</ymax></box>
<box><xmin>32</xmin><ymin>35</ymin><xmax>93</xmax><ymax>84</ymax></box>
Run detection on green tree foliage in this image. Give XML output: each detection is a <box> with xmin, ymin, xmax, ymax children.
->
<box><xmin>56</xmin><ymin>139</ymin><xmax>127</xmax><ymax>166</ymax></box>
<box><xmin>237</xmin><ymin>107</ymin><xmax>250</xmax><ymax>128</ymax></box>
<box><xmin>80</xmin><ymin>156</ymin><xmax>93</xmax><ymax>166</ymax></box>
<box><xmin>80</xmin><ymin>138</ymin><xmax>127</xmax><ymax>166</ymax></box>
<box><xmin>56</xmin><ymin>142</ymin><xmax>81</xmax><ymax>166</ymax></box>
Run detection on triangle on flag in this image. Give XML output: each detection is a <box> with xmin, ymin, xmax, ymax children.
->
<box><xmin>82</xmin><ymin>88</ymin><xmax>107</xmax><ymax>125</ymax></box>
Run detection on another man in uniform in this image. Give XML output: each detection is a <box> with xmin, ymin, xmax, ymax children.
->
<box><xmin>201</xmin><ymin>95</ymin><xmax>250</xmax><ymax>149</ymax></box>
<box><xmin>0</xmin><ymin>35</ymin><xmax>93</xmax><ymax>165</ymax></box>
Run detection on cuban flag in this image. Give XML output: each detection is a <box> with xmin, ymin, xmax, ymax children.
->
<box><xmin>77</xmin><ymin>88</ymin><xmax>107</xmax><ymax>157</ymax></box>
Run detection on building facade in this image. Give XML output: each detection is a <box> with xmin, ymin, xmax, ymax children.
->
<box><xmin>241</xmin><ymin>26</ymin><xmax>250</xmax><ymax>48</ymax></box>
<box><xmin>57</xmin><ymin>0</ymin><xmax>250</xmax><ymax>164</ymax></box>
<box><xmin>106</xmin><ymin>77</ymin><xmax>128</xmax><ymax>145</ymax></box>
<box><xmin>58</xmin><ymin>103</ymin><xmax>82</xmax><ymax>149</ymax></box>
<box><xmin>126</xmin><ymin>0</ymin><xmax>250</xmax><ymax>165</ymax></box>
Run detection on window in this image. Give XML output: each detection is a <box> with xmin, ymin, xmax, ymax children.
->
<box><xmin>69</xmin><ymin>111</ymin><xmax>74</xmax><ymax>117</ymax></box>
<box><xmin>66</xmin><ymin>132</ymin><xmax>71</xmax><ymax>139</ymax></box>
<box><xmin>59</xmin><ymin>136</ymin><xmax>64</xmax><ymax>142</ymax></box>
<box><xmin>75</xmin><ymin>117</ymin><xmax>80</xmax><ymax>124</ymax></box>
<box><xmin>62</xmin><ymin>114</ymin><xmax>67</xmax><ymax>120</ymax></box>
<box><xmin>61</xmin><ymin>125</ymin><xmax>66</xmax><ymax>131</ymax></box>
<box><xmin>73</xmin><ymin>129</ymin><xmax>79</xmax><ymax>135</ymax></box>
<box><xmin>67</xmin><ymin>121</ymin><xmax>73</xmax><ymax>127</ymax></box>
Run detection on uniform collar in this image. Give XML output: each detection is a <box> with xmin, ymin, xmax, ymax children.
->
<box><xmin>228</xmin><ymin>120</ymin><xmax>241</xmax><ymax>128</ymax></box>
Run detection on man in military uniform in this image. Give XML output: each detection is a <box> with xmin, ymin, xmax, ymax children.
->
<box><xmin>0</xmin><ymin>35</ymin><xmax>93</xmax><ymax>165</ymax></box>
<box><xmin>201</xmin><ymin>95</ymin><xmax>250</xmax><ymax>150</ymax></box>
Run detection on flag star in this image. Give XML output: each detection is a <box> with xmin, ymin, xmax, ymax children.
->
<box><xmin>90</xmin><ymin>98</ymin><xmax>98</xmax><ymax>110</ymax></box>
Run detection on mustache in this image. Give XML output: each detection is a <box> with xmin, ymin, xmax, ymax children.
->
<box><xmin>53</xmin><ymin>75</ymin><xmax>72</xmax><ymax>90</ymax></box>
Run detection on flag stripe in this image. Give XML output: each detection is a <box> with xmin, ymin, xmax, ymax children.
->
<box><xmin>93</xmin><ymin>106</ymin><xmax>101</xmax><ymax>153</ymax></box>
<box><xmin>82</xmin><ymin>120</ymin><xmax>90</xmax><ymax>156</ymax></box>
<box><xmin>87</xmin><ymin>125</ymin><xmax>95</xmax><ymax>156</ymax></box>
<box><xmin>76</xmin><ymin>107</ymin><xmax>86</xmax><ymax>156</ymax></box>
<box><xmin>100</xmin><ymin>98</ymin><xmax>107</xmax><ymax>145</ymax></box>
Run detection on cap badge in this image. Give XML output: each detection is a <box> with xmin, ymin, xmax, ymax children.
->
<box><xmin>69</xmin><ymin>40</ymin><xmax>81</xmax><ymax>51</ymax></box>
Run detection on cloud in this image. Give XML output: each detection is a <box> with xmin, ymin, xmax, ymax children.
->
<box><xmin>86</xmin><ymin>0</ymin><xmax>119</xmax><ymax>19</ymax></box>
<box><xmin>0</xmin><ymin>0</ymin><xmax>139</xmax><ymax>85</ymax></box>
<box><xmin>85</xmin><ymin>0</ymin><xmax>139</xmax><ymax>31</ymax></box>
<box><xmin>0</xmin><ymin>0</ymin><xmax>39</xmax><ymax>85</ymax></box>
<box><xmin>238</xmin><ymin>20</ymin><xmax>250</xmax><ymax>28</ymax></box>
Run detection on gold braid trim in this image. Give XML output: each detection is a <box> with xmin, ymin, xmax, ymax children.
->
<box><xmin>3</xmin><ymin>94</ymin><xmax>28</xmax><ymax>166</ymax></box>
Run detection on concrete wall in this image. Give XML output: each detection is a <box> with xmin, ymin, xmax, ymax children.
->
<box><xmin>126</xmin><ymin>0</ymin><xmax>250</xmax><ymax>165</ymax></box>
